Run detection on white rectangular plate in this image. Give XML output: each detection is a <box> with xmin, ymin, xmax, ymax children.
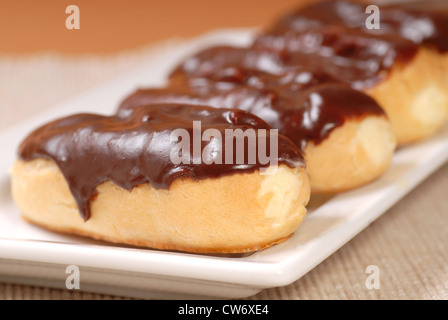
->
<box><xmin>1</xmin><ymin>29</ymin><xmax>447</xmax><ymax>299</ymax></box>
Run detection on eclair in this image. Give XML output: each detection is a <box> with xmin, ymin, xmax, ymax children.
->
<box><xmin>120</xmin><ymin>46</ymin><xmax>397</xmax><ymax>193</ymax></box>
<box><xmin>11</xmin><ymin>104</ymin><xmax>310</xmax><ymax>253</ymax></box>
<box><xmin>254</xmin><ymin>0</ymin><xmax>448</xmax><ymax>145</ymax></box>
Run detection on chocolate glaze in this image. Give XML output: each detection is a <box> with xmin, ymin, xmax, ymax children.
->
<box><xmin>120</xmin><ymin>46</ymin><xmax>385</xmax><ymax>151</ymax></box>
<box><xmin>254</xmin><ymin>0</ymin><xmax>448</xmax><ymax>89</ymax></box>
<box><xmin>19</xmin><ymin>104</ymin><xmax>304</xmax><ymax>220</ymax></box>
<box><xmin>19</xmin><ymin>0</ymin><xmax>441</xmax><ymax>222</ymax></box>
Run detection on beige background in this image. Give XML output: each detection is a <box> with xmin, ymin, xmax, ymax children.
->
<box><xmin>0</xmin><ymin>0</ymin><xmax>447</xmax><ymax>300</ymax></box>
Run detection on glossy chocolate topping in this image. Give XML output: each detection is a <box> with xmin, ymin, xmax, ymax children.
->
<box><xmin>121</xmin><ymin>45</ymin><xmax>385</xmax><ymax>151</ymax></box>
<box><xmin>19</xmin><ymin>104</ymin><xmax>304</xmax><ymax>220</ymax></box>
<box><xmin>254</xmin><ymin>0</ymin><xmax>448</xmax><ymax>88</ymax></box>
<box><xmin>19</xmin><ymin>0</ymin><xmax>440</xmax><ymax>222</ymax></box>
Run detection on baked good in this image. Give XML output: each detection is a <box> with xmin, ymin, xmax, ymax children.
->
<box><xmin>120</xmin><ymin>46</ymin><xmax>397</xmax><ymax>193</ymax></box>
<box><xmin>14</xmin><ymin>0</ymin><xmax>445</xmax><ymax>253</ymax></box>
<box><xmin>12</xmin><ymin>104</ymin><xmax>310</xmax><ymax>253</ymax></box>
<box><xmin>254</xmin><ymin>0</ymin><xmax>448</xmax><ymax>145</ymax></box>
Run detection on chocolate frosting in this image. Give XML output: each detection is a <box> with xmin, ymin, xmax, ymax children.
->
<box><xmin>254</xmin><ymin>0</ymin><xmax>448</xmax><ymax>88</ymax></box>
<box><xmin>19</xmin><ymin>104</ymin><xmax>304</xmax><ymax>220</ymax></box>
<box><xmin>18</xmin><ymin>0</ymin><xmax>445</xmax><ymax>222</ymax></box>
<box><xmin>120</xmin><ymin>45</ymin><xmax>385</xmax><ymax>151</ymax></box>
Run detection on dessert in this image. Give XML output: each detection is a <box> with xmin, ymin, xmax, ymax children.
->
<box><xmin>11</xmin><ymin>0</ymin><xmax>446</xmax><ymax>253</ymax></box>
<box><xmin>120</xmin><ymin>46</ymin><xmax>397</xmax><ymax>193</ymax></box>
<box><xmin>254</xmin><ymin>0</ymin><xmax>448</xmax><ymax>144</ymax></box>
<box><xmin>12</xmin><ymin>104</ymin><xmax>310</xmax><ymax>253</ymax></box>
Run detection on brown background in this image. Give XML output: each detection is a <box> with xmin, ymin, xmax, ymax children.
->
<box><xmin>1</xmin><ymin>0</ymin><xmax>306</xmax><ymax>54</ymax></box>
